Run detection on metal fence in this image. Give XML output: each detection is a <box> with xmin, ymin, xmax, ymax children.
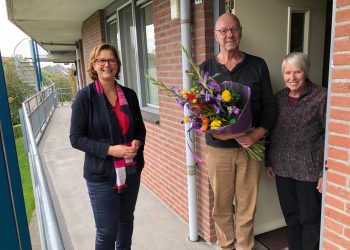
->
<box><xmin>21</xmin><ymin>83</ymin><xmax>65</xmax><ymax>249</ymax></box>
<box><xmin>57</xmin><ymin>87</ymin><xmax>73</xmax><ymax>105</ymax></box>
<box><xmin>22</xmin><ymin>84</ymin><xmax>58</xmax><ymax>142</ymax></box>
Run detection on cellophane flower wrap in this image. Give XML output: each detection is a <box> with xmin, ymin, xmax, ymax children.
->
<box><xmin>147</xmin><ymin>46</ymin><xmax>265</xmax><ymax>161</ymax></box>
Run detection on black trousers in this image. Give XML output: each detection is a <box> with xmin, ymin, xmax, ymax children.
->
<box><xmin>87</xmin><ymin>174</ymin><xmax>141</xmax><ymax>250</ymax></box>
<box><xmin>275</xmin><ymin>175</ymin><xmax>322</xmax><ymax>250</ymax></box>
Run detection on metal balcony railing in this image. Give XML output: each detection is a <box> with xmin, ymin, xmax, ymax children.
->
<box><xmin>21</xmin><ymin>83</ymin><xmax>66</xmax><ymax>249</ymax></box>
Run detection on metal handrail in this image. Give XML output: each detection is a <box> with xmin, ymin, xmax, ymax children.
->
<box><xmin>21</xmin><ymin>84</ymin><xmax>64</xmax><ymax>249</ymax></box>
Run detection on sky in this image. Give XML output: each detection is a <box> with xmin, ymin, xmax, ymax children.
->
<box><xmin>0</xmin><ymin>0</ymin><xmax>73</xmax><ymax>68</ymax></box>
<box><xmin>0</xmin><ymin>0</ymin><xmax>51</xmax><ymax>61</ymax></box>
<box><xmin>0</xmin><ymin>0</ymin><xmax>30</xmax><ymax>57</ymax></box>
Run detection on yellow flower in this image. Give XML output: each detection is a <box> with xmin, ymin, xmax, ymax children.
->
<box><xmin>210</xmin><ymin>120</ymin><xmax>222</xmax><ymax>129</ymax></box>
<box><xmin>221</xmin><ymin>90</ymin><xmax>232</xmax><ymax>102</ymax></box>
<box><xmin>183</xmin><ymin>116</ymin><xmax>189</xmax><ymax>123</ymax></box>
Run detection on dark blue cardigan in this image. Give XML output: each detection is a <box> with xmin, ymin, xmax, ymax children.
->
<box><xmin>69</xmin><ymin>82</ymin><xmax>146</xmax><ymax>183</ymax></box>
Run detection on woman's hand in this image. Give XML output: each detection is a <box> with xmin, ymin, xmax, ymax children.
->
<box><xmin>108</xmin><ymin>143</ymin><xmax>138</xmax><ymax>159</ymax></box>
<box><xmin>131</xmin><ymin>139</ymin><xmax>142</xmax><ymax>150</ymax></box>
<box><xmin>108</xmin><ymin>145</ymin><xmax>127</xmax><ymax>158</ymax></box>
<box><xmin>317</xmin><ymin>177</ymin><xmax>323</xmax><ymax>193</ymax></box>
<box><xmin>265</xmin><ymin>166</ymin><xmax>275</xmax><ymax>177</ymax></box>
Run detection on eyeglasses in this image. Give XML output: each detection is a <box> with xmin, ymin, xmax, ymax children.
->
<box><xmin>215</xmin><ymin>27</ymin><xmax>242</xmax><ymax>36</ymax></box>
<box><xmin>95</xmin><ymin>58</ymin><xmax>118</xmax><ymax>65</ymax></box>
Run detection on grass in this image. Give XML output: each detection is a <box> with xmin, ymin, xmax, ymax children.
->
<box><xmin>16</xmin><ymin>137</ymin><xmax>35</xmax><ymax>223</ymax></box>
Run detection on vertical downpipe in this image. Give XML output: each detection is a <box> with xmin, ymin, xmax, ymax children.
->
<box><xmin>180</xmin><ymin>0</ymin><xmax>198</xmax><ymax>242</ymax></box>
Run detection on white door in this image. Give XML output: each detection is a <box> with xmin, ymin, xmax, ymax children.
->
<box><xmin>236</xmin><ymin>0</ymin><xmax>327</xmax><ymax>92</ymax></box>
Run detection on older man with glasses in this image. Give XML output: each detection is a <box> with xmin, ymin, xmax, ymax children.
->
<box><xmin>200</xmin><ymin>13</ymin><xmax>277</xmax><ymax>250</ymax></box>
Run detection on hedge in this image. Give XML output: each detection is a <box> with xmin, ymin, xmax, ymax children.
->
<box><xmin>13</xmin><ymin>124</ymin><xmax>22</xmax><ymax>139</ymax></box>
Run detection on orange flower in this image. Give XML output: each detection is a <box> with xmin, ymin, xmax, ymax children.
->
<box><xmin>184</xmin><ymin>92</ymin><xmax>197</xmax><ymax>103</ymax></box>
<box><xmin>201</xmin><ymin>116</ymin><xmax>210</xmax><ymax>125</ymax></box>
<box><xmin>200</xmin><ymin>124</ymin><xmax>208</xmax><ymax>131</ymax></box>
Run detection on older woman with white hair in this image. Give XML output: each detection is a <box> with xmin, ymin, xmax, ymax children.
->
<box><xmin>266</xmin><ymin>52</ymin><xmax>327</xmax><ymax>250</ymax></box>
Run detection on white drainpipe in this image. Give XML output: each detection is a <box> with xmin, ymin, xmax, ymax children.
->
<box><xmin>180</xmin><ymin>0</ymin><xmax>198</xmax><ymax>242</ymax></box>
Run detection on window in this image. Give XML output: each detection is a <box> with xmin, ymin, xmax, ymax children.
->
<box><xmin>287</xmin><ymin>7</ymin><xmax>311</xmax><ymax>54</ymax></box>
<box><xmin>106</xmin><ymin>14</ymin><xmax>118</xmax><ymax>50</ymax></box>
<box><xmin>105</xmin><ymin>1</ymin><xmax>158</xmax><ymax>116</ymax></box>
<box><xmin>139</xmin><ymin>2</ymin><xmax>158</xmax><ymax>107</ymax></box>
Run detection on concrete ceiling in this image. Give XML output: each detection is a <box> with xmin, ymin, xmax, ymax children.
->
<box><xmin>6</xmin><ymin>0</ymin><xmax>114</xmax><ymax>62</ymax></box>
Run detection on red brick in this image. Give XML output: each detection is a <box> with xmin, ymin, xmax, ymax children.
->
<box><xmin>81</xmin><ymin>10</ymin><xmax>106</xmax><ymax>85</ymax></box>
<box><xmin>325</xmin><ymin>194</ymin><xmax>346</xmax><ymax>210</ymax></box>
<box><xmin>336</xmin><ymin>9</ymin><xmax>350</xmax><ymax>22</ymax></box>
<box><xmin>335</xmin><ymin>24</ymin><xmax>350</xmax><ymax>37</ymax></box>
<box><xmin>327</xmin><ymin>159</ymin><xmax>350</xmax><ymax>174</ymax></box>
<box><xmin>337</xmin><ymin>0</ymin><xmax>350</xmax><ymax>7</ymax></box>
<box><xmin>328</xmin><ymin>146</ymin><xmax>349</xmax><ymax>160</ymax></box>
<box><xmin>327</xmin><ymin>170</ymin><xmax>348</xmax><ymax>186</ymax></box>
<box><xmin>325</xmin><ymin>217</ymin><xmax>344</xmax><ymax>234</ymax></box>
<box><xmin>333</xmin><ymin>54</ymin><xmax>350</xmax><ymax>65</ymax></box>
<box><xmin>334</xmin><ymin>40</ymin><xmax>350</xmax><ymax>51</ymax></box>
<box><xmin>322</xmin><ymin>239</ymin><xmax>339</xmax><ymax>250</ymax></box>
<box><xmin>330</xmin><ymin>96</ymin><xmax>350</xmax><ymax>107</ymax></box>
<box><xmin>326</xmin><ymin>183</ymin><xmax>350</xmax><ymax>201</ymax></box>
<box><xmin>330</xmin><ymin>108</ymin><xmax>350</xmax><ymax>121</ymax></box>
<box><xmin>328</xmin><ymin>135</ymin><xmax>350</xmax><ymax>148</ymax></box>
<box><xmin>323</xmin><ymin>227</ymin><xmax>350</xmax><ymax>249</ymax></box>
<box><xmin>332</xmin><ymin>68</ymin><xmax>350</xmax><ymax>79</ymax></box>
<box><xmin>329</xmin><ymin>122</ymin><xmax>350</xmax><ymax>135</ymax></box>
<box><xmin>331</xmin><ymin>83</ymin><xmax>350</xmax><ymax>93</ymax></box>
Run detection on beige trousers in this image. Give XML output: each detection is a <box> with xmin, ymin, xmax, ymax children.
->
<box><xmin>206</xmin><ymin>146</ymin><xmax>262</xmax><ymax>250</ymax></box>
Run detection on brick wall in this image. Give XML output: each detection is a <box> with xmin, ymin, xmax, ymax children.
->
<box><xmin>322</xmin><ymin>0</ymin><xmax>350</xmax><ymax>249</ymax></box>
<box><xmin>81</xmin><ymin>10</ymin><xmax>106</xmax><ymax>86</ymax></box>
<box><xmin>141</xmin><ymin>0</ymin><xmax>216</xmax><ymax>243</ymax></box>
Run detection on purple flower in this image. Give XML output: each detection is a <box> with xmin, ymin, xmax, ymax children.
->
<box><xmin>212</xmin><ymin>104</ymin><xmax>221</xmax><ymax>115</ymax></box>
<box><xmin>216</xmin><ymin>94</ymin><xmax>224</xmax><ymax>103</ymax></box>
<box><xmin>188</xmin><ymin>118</ymin><xmax>201</xmax><ymax>132</ymax></box>
<box><xmin>171</xmin><ymin>87</ymin><xmax>180</xmax><ymax>94</ymax></box>
<box><xmin>203</xmin><ymin>71</ymin><xmax>209</xmax><ymax>81</ymax></box>
<box><xmin>228</xmin><ymin>107</ymin><xmax>235</xmax><ymax>115</ymax></box>
<box><xmin>205</xmin><ymin>91</ymin><xmax>211</xmax><ymax>102</ymax></box>
<box><xmin>176</xmin><ymin>98</ymin><xmax>185</xmax><ymax>107</ymax></box>
<box><xmin>207</xmin><ymin>81</ymin><xmax>221</xmax><ymax>92</ymax></box>
<box><xmin>233</xmin><ymin>107</ymin><xmax>240</xmax><ymax>115</ymax></box>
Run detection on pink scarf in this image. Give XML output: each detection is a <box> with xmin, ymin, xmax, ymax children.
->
<box><xmin>95</xmin><ymin>81</ymin><xmax>136</xmax><ymax>192</ymax></box>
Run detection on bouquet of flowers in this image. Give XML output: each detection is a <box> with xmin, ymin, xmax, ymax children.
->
<box><xmin>147</xmin><ymin>47</ymin><xmax>264</xmax><ymax>161</ymax></box>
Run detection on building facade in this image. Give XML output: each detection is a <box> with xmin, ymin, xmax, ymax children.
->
<box><xmin>74</xmin><ymin>0</ymin><xmax>350</xmax><ymax>247</ymax></box>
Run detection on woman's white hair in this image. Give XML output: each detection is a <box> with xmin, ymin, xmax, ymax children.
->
<box><xmin>282</xmin><ymin>52</ymin><xmax>310</xmax><ymax>77</ymax></box>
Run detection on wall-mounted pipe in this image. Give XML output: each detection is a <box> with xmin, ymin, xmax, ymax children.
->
<box><xmin>180</xmin><ymin>0</ymin><xmax>198</xmax><ymax>242</ymax></box>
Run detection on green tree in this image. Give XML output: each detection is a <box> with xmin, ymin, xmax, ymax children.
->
<box><xmin>68</xmin><ymin>69</ymin><xmax>77</xmax><ymax>97</ymax></box>
<box><xmin>3</xmin><ymin>57</ymin><xmax>35</xmax><ymax>125</ymax></box>
<box><xmin>42</xmin><ymin>65</ymin><xmax>76</xmax><ymax>102</ymax></box>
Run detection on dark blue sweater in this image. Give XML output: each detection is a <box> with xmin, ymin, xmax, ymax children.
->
<box><xmin>70</xmin><ymin>82</ymin><xmax>146</xmax><ymax>182</ymax></box>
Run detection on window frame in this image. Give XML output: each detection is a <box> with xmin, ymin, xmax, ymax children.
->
<box><xmin>105</xmin><ymin>0</ymin><xmax>159</xmax><ymax>117</ymax></box>
<box><xmin>287</xmin><ymin>7</ymin><xmax>311</xmax><ymax>54</ymax></box>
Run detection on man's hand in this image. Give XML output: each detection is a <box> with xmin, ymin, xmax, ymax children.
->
<box><xmin>215</xmin><ymin>127</ymin><xmax>266</xmax><ymax>148</ymax></box>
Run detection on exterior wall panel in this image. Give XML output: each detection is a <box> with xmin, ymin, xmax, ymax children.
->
<box><xmin>323</xmin><ymin>0</ymin><xmax>350</xmax><ymax>248</ymax></box>
<box><xmin>77</xmin><ymin>0</ymin><xmax>350</xmax><ymax>247</ymax></box>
